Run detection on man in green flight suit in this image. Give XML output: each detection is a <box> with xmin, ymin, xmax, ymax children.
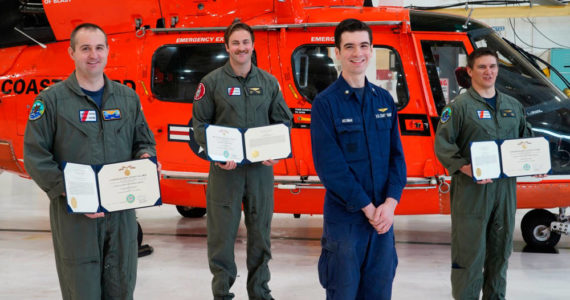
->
<box><xmin>192</xmin><ymin>22</ymin><xmax>293</xmax><ymax>300</ymax></box>
<box><xmin>23</xmin><ymin>23</ymin><xmax>156</xmax><ymax>299</ymax></box>
<box><xmin>435</xmin><ymin>47</ymin><xmax>536</xmax><ymax>299</ymax></box>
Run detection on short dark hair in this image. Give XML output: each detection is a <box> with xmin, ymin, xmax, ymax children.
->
<box><xmin>467</xmin><ymin>47</ymin><xmax>498</xmax><ymax>68</ymax></box>
<box><xmin>70</xmin><ymin>23</ymin><xmax>107</xmax><ymax>50</ymax></box>
<box><xmin>334</xmin><ymin>18</ymin><xmax>373</xmax><ymax>49</ymax></box>
<box><xmin>224</xmin><ymin>22</ymin><xmax>254</xmax><ymax>46</ymax></box>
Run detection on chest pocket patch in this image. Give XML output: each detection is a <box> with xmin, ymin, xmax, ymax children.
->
<box><xmin>501</xmin><ymin>109</ymin><xmax>515</xmax><ymax>117</ymax></box>
<box><xmin>335</xmin><ymin>117</ymin><xmax>367</xmax><ymax>162</ymax></box>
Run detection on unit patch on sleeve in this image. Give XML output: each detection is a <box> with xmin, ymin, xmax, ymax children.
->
<box><xmin>477</xmin><ymin>110</ymin><xmax>492</xmax><ymax>119</ymax></box>
<box><xmin>501</xmin><ymin>109</ymin><xmax>515</xmax><ymax>117</ymax></box>
<box><xmin>79</xmin><ymin>110</ymin><xmax>97</xmax><ymax>122</ymax></box>
<box><xmin>29</xmin><ymin>99</ymin><xmax>45</xmax><ymax>121</ymax></box>
<box><xmin>228</xmin><ymin>87</ymin><xmax>241</xmax><ymax>96</ymax></box>
<box><xmin>102</xmin><ymin>109</ymin><xmax>122</xmax><ymax>121</ymax></box>
<box><xmin>194</xmin><ymin>83</ymin><xmax>206</xmax><ymax>101</ymax></box>
<box><xmin>440</xmin><ymin>106</ymin><xmax>452</xmax><ymax>124</ymax></box>
<box><xmin>248</xmin><ymin>87</ymin><xmax>263</xmax><ymax>95</ymax></box>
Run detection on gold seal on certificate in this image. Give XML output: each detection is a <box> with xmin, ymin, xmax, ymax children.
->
<box><xmin>205</xmin><ymin>123</ymin><xmax>291</xmax><ymax>164</ymax></box>
<box><xmin>63</xmin><ymin>158</ymin><xmax>161</xmax><ymax>213</ymax></box>
<box><xmin>244</xmin><ymin>124</ymin><xmax>291</xmax><ymax>163</ymax></box>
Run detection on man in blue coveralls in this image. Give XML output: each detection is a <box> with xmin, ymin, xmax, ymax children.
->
<box><xmin>310</xmin><ymin>19</ymin><xmax>407</xmax><ymax>299</ymax></box>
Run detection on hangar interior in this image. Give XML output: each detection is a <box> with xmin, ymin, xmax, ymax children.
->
<box><xmin>1</xmin><ymin>0</ymin><xmax>570</xmax><ymax>299</ymax></box>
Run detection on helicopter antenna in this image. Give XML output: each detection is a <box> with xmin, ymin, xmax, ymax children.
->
<box><xmin>14</xmin><ymin>27</ymin><xmax>46</xmax><ymax>49</ymax></box>
<box><xmin>462</xmin><ymin>6</ymin><xmax>474</xmax><ymax>29</ymax></box>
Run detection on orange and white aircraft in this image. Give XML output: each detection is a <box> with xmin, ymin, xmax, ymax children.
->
<box><xmin>1</xmin><ymin>0</ymin><xmax>569</xmax><ymax>248</ymax></box>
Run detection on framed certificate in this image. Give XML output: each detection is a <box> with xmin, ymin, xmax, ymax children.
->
<box><xmin>63</xmin><ymin>157</ymin><xmax>161</xmax><ymax>213</ymax></box>
<box><xmin>470</xmin><ymin>137</ymin><xmax>551</xmax><ymax>181</ymax></box>
<box><xmin>205</xmin><ymin>123</ymin><xmax>292</xmax><ymax>164</ymax></box>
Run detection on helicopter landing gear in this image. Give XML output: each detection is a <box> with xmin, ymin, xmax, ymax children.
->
<box><xmin>521</xmin><ymin>208</ymin><xmax>567</xmax><ymax>250</ymax></box>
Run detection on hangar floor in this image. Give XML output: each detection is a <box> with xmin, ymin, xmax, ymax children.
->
<box><xmin>1</xmin><ymin>172</ymin><xmax>569</xmax><ymax>299</ymax></box>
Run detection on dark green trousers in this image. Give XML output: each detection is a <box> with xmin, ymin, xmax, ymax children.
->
<box><xmin>50</xmin><ymin>196</ymin><xmax>138</xmax><ymax>300</ymax></box>
<box><xmin>450</xmin><ymin>174</ymin><xmax>516</xmax><ymax>300</ymax></box>
<box><xmin>206</xmin><ymin>162</ymin><xmax>274</xmax><ymax>300</ymax></box>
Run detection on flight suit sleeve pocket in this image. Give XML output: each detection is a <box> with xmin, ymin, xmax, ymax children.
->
<box><xmin>334</xmin><ymin>118</ymin><xmax>367</xmax><ymax>162</ymax></box>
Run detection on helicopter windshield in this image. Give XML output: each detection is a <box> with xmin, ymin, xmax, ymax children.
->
<box><xmin>471</xmin><ymin>29</ymin><xmax>570</xmax><ymax>175</ymax></box>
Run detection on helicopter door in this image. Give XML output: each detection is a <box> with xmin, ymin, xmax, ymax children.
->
<box><xmin>412</xmin><ymin>34</ymin><xmax>473</xmax><ymax>130</ymax></box>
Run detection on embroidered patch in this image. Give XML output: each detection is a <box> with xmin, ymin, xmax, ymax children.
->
<box><xmin>501</xmin><ymin>109</ymin><xmax>515</xmax><ymax>118</ymax></box>
<box><xmin>477</xmin><ymin>110</ymin><xmax>491</xmax><ymax>119</ymax></box>
<box><xmin>228</xmin><ymin>87</ymin><xmax>241</xmax><ymax>96</ymax></box>
<box><xmin>440</xmin><ymin>107</ymin><xmax>452</xmax><ymax>124</ymax></box>
<box><xmin>29</xmin><ymin>99</ymin><xmax>45</xmax><ymax>121</ymax></box>
<box><xmin>194</xmin><ymin>83</ymin><xmax>205</xmax><ymax>101</ymax></box>
<box><xmin>341</xmin><ymin>118</ymin><xmax>354</xmax><ymax>124</ymax></box>
<box><xmin>102</xmin><ymin>109</ymin><xmax>121</xmax><ymax>121</ymax></box>
<box><xmin>79</xmin><ymin>110</ymin><xmax>97</xmax><ymax>122</ymax></box>
<box><xmin>248</xmin><ymin>87</ymin><xmax>262</xmax><ymax>95</ymax></box>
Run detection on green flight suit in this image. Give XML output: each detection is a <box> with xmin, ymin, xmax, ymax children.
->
<box><xmin>193</xmin><ymin>62</ymin><xmax>292</xmax><ymax>300</ymax></box>
<box><xmin>23</xmin><ymin>72</ymin><xmax>156</xmax><ymax>300</ymax></box>
<box><xmin>434</xmin><ymin>88</ymin><xmax>532</xmax><ymax>300</ymax></box>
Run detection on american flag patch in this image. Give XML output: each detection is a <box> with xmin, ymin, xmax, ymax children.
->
<box><xmin>168</xmin><ymin>125</ymin><xmax>191</xmax><ymax>142</ymax></box>
<box><xmin>477</xmin><ymin>110</ymin><xmax>491</xmax><ymax>119</ymax></box>
<box><xmin>79</xmin><ymin>110</ymin><xmax>97</xmax><ymax>122</ymax></box>
<box><xmin>228</xmin><ymin>87</ymin><xmax>241</xmax><ymax>96</ymax></box>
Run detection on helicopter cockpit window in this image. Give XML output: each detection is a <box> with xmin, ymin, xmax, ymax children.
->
<box><xmin>420</xmin><ymin>41</ymin><xmax>468</xmax><ymax>116</ymax></box>
<box><xmin>151</xmin><ymin>44</ymin><xmax>257</xmax><ymax>102</ymax></box>
<box><xmin>291</xmin><ymin>45</ymin><xmax>409</xmax><ymax>109</ymax></box>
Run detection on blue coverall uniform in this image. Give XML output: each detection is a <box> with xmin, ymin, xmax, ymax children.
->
<box><xmin>311</xmin><ymin>75</ymin><xmax>407</xmax><ymax>300</ymax></box>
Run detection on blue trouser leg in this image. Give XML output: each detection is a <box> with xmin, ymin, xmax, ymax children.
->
<box><xmin>319</xmin><ymin>221</ymin><xmax>398</xmax><ymax>300</ymax></box>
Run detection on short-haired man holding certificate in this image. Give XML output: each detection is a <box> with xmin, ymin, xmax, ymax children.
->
<box><xmin>434</xmin><ymin>47</ymin><xmax>534</xmax><ymax>299</ymax></box>
<box><xmin>192</xmin><ymin>22</ymin><xmax>292</xmax><ymax>299</ymax></box>
<box><xmin>23</xmin><ymin>23</ymin><xmax>156</xmax><ymax>299</ymax></box>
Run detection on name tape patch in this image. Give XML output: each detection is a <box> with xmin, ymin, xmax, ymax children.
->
<box><xmin>79</xmin><ymin>110</ymin><xmax>97</xmax><ymax>122</ymax></box>
<box><xmin>228</xmin><ymin>87</ymin><xmax>241</xmax><ymax>96</ymax></box>
<box><xmin>477</xmin><ymin>110</ymin><xmax>491</xmax><ymax>119</ymax></box>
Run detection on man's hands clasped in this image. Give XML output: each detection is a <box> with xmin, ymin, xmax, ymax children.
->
<box><xmin>362</xmin><ymin>197</ymin><xmax>398</xmax><ymax>235</ymax></box>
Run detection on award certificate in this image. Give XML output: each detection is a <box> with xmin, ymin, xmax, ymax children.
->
<box><xmin>244</xmin><ymin>124</ymin><xmax>291</xmax><ymax>163</ymax></box>
<box><xmin>501</xmin><ymin>137</ymin><xmax>551</xmax><ymax>177</ymax></box>
<box><xmin>63</xmin><ymin>163</ymin><xmax>100</xmax><ymax>213</ymax></box>
<box><xmin>98</xmin><ymin>159</ymin><xmax>161</xmax><ymax>212</ymax></box>
<box><xmin>205</xmin><ymin>123</ymin><xmax>291</xmax><ymax>164</ymax></box>
<box><xmin>64</xmin><ymin>158</ymin><xmax>161</xmax><ymax>213</ymax></box>
<box><xmin>470</xmin><ymin>141</ymin><xmax>502</xmax><ymax>180</ymax></box>
<box><xmin>205</xmin><ymin>125</ymin><xmax>244</xmax><ymax>162</ymax></box>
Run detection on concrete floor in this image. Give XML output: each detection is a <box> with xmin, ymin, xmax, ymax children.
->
<box><xmin>1</xmin><ymin>171</ymin><xmax>569</xmax><ymax>299</ymax></box>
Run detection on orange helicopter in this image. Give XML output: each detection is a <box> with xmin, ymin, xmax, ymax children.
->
<box><xmin>1</xmin><ymin>0</ymin><xmax>569</xmax><ymax>249</ymax></box>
